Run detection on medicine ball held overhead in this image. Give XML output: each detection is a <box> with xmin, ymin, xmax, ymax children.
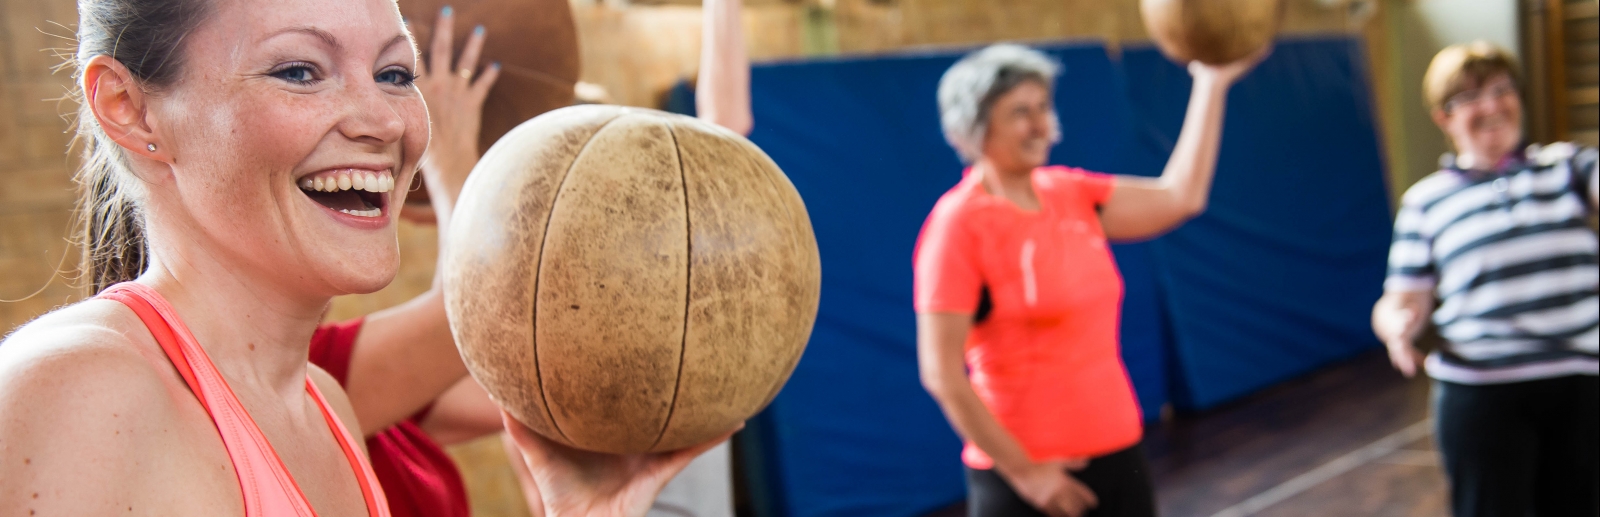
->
<box><xmin>443</xmin><ymin>106</ymin><xmax>822</xmax><ymax>454</ymax></box>
<box><xmin>1140</xmin><ymin>0</ymin><xmax>1282</xmax><ymax>65</ymax></box>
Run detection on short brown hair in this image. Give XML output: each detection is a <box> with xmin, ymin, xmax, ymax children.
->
<box><xmin>1423</xmin><ymin>41</ymin><xmax>1522</xmax><ymax>113</ymax></box>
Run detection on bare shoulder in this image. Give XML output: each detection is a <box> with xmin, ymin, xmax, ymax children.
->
<box><xmin>0</xmin><ymin>298</ymin><xmax>168</xmax><ymax>401</ymax></box>
<box><xmin>0</xmin><ymin>299</ymin><xmax>210</xmax><ymax>513</ymax></box>
<box><xmin>307</xmin><ymin>363</ymin><xmax>367</xmax><ymax>449</ymax></box>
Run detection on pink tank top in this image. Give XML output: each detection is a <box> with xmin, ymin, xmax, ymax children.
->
<box><xmin>99</xmin><ymin>282</ymin><xmax>391</xmax><ymax>517</ymax></box>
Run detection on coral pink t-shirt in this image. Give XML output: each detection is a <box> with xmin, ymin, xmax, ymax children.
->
<box><xmin>913</xmin><ymin>166</ymin><xmax>1143</xmax><ymax>469</ymax></box>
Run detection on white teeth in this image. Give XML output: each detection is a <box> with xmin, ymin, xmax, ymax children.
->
<box><xmin>337</xmin><ymin>207</ymin><xmax>382</xmax><ymax>217</ymax></box>
<box><xmin>297</xmin><ymin>170</ymin><xmax>395</xmax><ymax>193</ymax></box>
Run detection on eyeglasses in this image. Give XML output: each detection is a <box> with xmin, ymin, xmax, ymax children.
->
<box><xmin>1443</xmin><ymin>81</ymin><xmax>1517</xmax><ymax>113</ymax></box>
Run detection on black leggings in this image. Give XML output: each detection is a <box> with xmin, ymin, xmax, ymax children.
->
<box><xmin>966</xmin><ymin>443</ymin><xmax>1157</xmax><ymax>517</ymax></box>
<box><xmin>1434</xmin><ymin>375</ymin><xmax>1598</xmax><ymax>517</ymax></box>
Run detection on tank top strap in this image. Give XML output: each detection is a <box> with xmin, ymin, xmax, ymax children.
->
<box><xmin>97</xmin><ymin>282</ymin><xmax>389</xmax><ymax>517</ymax></box>
<box><xmin>306</xmin><ymin>377</ymin><xmax>391</xmax><ymax>516</ymax></box>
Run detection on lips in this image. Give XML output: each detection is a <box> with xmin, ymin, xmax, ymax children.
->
<box><xmin>297</xmin><ymin>168</ymin><xmax>394</xmax><ymax>218</ymax></box>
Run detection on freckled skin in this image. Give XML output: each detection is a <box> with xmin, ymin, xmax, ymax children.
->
<box><xmin>0</xmin><ymin>0</ymin><xmax>427</xmax><ymax>514</ymax></box>
<box><xmin>150</xmin><ymin>0</ymin><xmax>429</xmax><ymax>298</ymax></box>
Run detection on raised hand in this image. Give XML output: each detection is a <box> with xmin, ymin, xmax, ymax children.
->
<box><xmin>413</xmin><ymin>6</ymin><xmax>501</xmax><ymax>211</ymax></box>
<box><xmin>501</xmin><ymin>410</ymin><xmax>738</xmax><ymax>517</ymax></box>
<box><xmin>1188</xmin><ymin>45</ymin><xmax>1272</xmax><ymax>88</ymax></box>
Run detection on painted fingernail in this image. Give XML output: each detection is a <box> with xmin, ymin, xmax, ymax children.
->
<box><xmin>474</xmin><ymin>25</ymin><xmax>485</xmax><ymax>35</ymax></box>
<box><xmin>441</xmin><ymin>5</ymin><xmax>453</xmax><ymax>15</ymax></box>
<box><xmin>492</xmin><ymin>61</ymin><xmax>501</xmax><ymax>69</ymax></box>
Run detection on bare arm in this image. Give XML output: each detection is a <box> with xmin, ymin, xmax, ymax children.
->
<box><xmin>418</xmin><ymin>375</ymin><xmax>507</xmax><ymax>446</ymax></box>
<box><xmin>696</xmin><ymin>0</ymin><xmax>752</xmax><ymax>135</ymax></box>
<box><xmin>1098</xmin><ymin>53</ymin><xmax>1265</xmax><ymax>241</ymax></box>
<box><xmin>342</xmin><ymin>11</ymin><xmax>500</xmax><ymax>435</ymax></box>
<box><xmin>1371</xmin><ymin>289</ymin><xmax>1435</xmax><ymax>377</ymax></box>
<box><xmin>917</xmin><ymin>313</ymin><xmax>1095</xmax><ymax>517</ymax></box>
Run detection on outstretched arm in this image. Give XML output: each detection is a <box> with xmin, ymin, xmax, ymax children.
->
<box><xmin>1097</xmin><ymin>51</ymin><xmax>1266</xmax><ymax>241</ymax></box>
<box><xmin>696</xmin><ymin>0</ymin><xmax>752</xmax><ymax>136</ymax></box>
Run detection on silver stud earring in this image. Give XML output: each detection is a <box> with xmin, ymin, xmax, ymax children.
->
<box><xmin>146</xmin><ymin>143</ymin><xmax>157</xmax><ymax>152</ymax></box>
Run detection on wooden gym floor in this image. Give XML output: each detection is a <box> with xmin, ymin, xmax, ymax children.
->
<box><xmin>928</xmin><ymin>349</ymin><xmax>1449</xmax><ymax>517</ymax></box>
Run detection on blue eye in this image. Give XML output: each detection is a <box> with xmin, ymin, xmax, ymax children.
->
<box><xmin>269</xmin><ymin>64</ymin><xmax>317</xmax><ymax>85</ymax></box>
<box><xmin>377</xmin><ymin>67</ymin><xmax>415</xmax><ymax>86</ymax></box>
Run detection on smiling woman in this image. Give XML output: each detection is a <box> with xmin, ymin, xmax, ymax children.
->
<box><xmin>0</xmin><ymin>0</ymin><xmax>720</xmax><ymax>515</ymax></box>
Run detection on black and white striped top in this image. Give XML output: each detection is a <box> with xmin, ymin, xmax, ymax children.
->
<box><xmin>1386</xmin><ymin>142</ymin><xmax>1599</xmax><ymax>384</ymax></box>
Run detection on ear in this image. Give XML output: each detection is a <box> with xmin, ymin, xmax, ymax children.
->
<box><xmin>82</xmin><ymin>55</ymin><xmax>168</xmax><ymax>163</ymax></box>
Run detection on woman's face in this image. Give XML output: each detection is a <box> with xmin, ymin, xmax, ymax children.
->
<box><xmin>147</xmin><ymin>0</ymin><xmax>427</xmax><ymax>296</ymax></box>
<box><xmin>980</xmin><ymin>80</ymin><xmax>1055</xmax><ymax>171</ymax></box>
<box><xmin>1434</xmin><ymin>73</ymin><xmax>1523</xmax><ymax>165</ymax></box>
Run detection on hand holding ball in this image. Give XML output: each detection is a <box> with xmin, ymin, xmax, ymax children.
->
<box><xmin>1140</xmin><ymin>0</ymin><xmax>1282</xmax><ymax>65</ymax></box>
<box><xmin>443</xmin><ymin>106</ymin><xmax>821</xmax><ymax>454</ymax></box>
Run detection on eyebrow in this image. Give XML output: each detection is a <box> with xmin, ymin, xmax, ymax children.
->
<box><xmin>264</xmin><ymin>26</ymin><xmax>341</xmax><ymax>49</ymax></box>
<box><xmin>262</xmin><ymin>28</ymin><xmax>411</xmax><ymax>59</ymax></box>
<box><xmin>380</xmin><ymin>34</ymin><xmax>410</xmax><ymax>55</ymax></box>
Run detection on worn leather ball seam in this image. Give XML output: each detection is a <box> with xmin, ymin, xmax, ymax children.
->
<box><xmin>530</xmin><ymin>113</ymin><xmax>625</xmax><ymax>444</ymax></box>
<box><xmin>647</xmin><ymin>120</ymin><xmax>694</xmax><ymax>451</ymax></box>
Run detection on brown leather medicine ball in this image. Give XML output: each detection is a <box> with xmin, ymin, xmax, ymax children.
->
<box><xmin>443</xmin><ymin>105</ymin><xmax>821</xmax><ymax>454</ymax></box>
<box><xmin>398</xmin><ymin>0</ymin><xmax>580</xmax><ymax>154</ymax></box>
<box><xmin>397</xmin><ymin>0</ymin><xmax>580</xmax><ymax>223</ymax></box>
<box><xmin>1140</xmin><ymin>0</ymin><xmax>1282</xmax><ymax>65</ymax></box>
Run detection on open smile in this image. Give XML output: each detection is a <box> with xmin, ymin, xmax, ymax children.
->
<box><xmin>296</xmin><ymin>168</ymin><xmax>394</xmax><ymax>218</ymax></box>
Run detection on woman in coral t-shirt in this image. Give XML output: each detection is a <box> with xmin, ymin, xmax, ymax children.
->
<box><xmin>914</xmin><ymin>45</ymin><xmax>1263</xmax><ymax>517</ymax></box>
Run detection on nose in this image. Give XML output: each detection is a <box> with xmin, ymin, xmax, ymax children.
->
<box><xmin>338</xmin><ymin>76</ymin><xmax>408</xmax><ymax>147</ymax></box>
<box><xmin>1028</xmin><ymin>107</ymin><xmax>1055</xmax><ymax>138</ymax></box>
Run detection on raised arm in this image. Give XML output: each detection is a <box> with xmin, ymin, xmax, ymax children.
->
<box><xmin>696</xmin><ymin>0</ymin><xmax>752</xmax><ymax>135</ymax></box>
<box><xmin>1097</xmin><ymin>51</ymin><xmax>1265</xmax><ymax>241</ymax></box>
<box><xmin>918</xmin><ymin>313</ymin><xmax>1097</xmax><ymax>517</ymax></box>
<box><xmin>341</xmin><ymin>10</ymin><xmax>501</xmax><ymax>435</ymax></box>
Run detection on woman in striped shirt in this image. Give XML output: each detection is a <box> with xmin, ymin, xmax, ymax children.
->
<box><xmin>1373</xmin><ymin>41</ymin><xmax>1598</xmax><ymax>517</ymax></box>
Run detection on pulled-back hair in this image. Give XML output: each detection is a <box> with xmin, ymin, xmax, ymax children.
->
<box><xmin>937</xmin><ymin>44</ymin><xmax>1061</xmax><ymax>163</ymax></box>
<box><xmin>71</xmin><ymin>0</ymin><xmax>213</xmax><ymax>292</ymax></box>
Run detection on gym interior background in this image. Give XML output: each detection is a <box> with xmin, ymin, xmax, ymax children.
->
<box><xmin>1</xmin><ymin>0</ymin><xmax>1595</xmax><ymax>515</ymax></box>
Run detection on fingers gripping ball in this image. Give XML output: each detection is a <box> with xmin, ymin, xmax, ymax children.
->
<box><xmin>1140</xmin><ymin>0</ymin><xmax>1282</xmax><ymax>65</ymax></box>
<box><xmin>443</xmin><ymin>106</ymin><xmax>821</xmax><ymax>454</ymax></box>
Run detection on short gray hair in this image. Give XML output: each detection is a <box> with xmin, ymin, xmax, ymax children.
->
<box><xmin>937</xmin><ymin>44</ymin><xmax>1061</xmax><ymax>163</ymax></box>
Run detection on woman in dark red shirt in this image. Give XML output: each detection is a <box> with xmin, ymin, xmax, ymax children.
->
<box><xmin>312</xmin><ymin>7</ymin><xmax>755</xmax><ymax>516</ymax></box>
<box><xmin>914</xmin><ymin>44</ymin><xmax>1263</xmax><ymax>517</ymax></box>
